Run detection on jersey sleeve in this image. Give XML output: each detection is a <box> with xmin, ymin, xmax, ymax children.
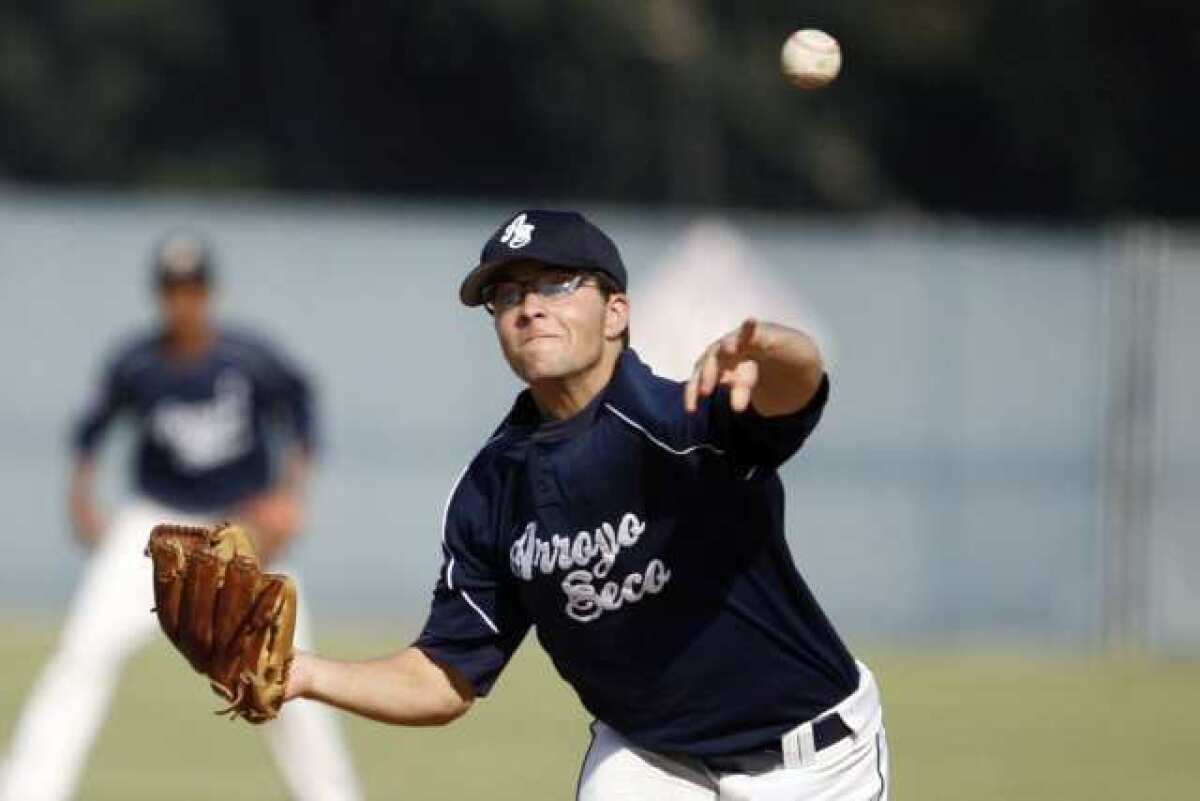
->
<box><xmin>414</xmin><ymin>469</ymin><xmax>531</xmax><ymax>697</ymax></box>
<box><xmin>253</xmin><ymin>340</ymin><xmax>318</xmax><ymax>454</ymax></box>
<box><xmin>71</xmin><ymin>357</ymin><xmax>129</xmax><ymax>456</ymax></box>
<box><xmin>702</xmin><ymin>373</ymin><xmax>830</xmax><ymax>473</ymax></box>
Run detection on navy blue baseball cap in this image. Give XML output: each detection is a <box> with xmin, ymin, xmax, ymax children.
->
<box><xmin>459</xmin><ymin>209</ymin><xmax>627</xmax><ymax>306</ymax></box>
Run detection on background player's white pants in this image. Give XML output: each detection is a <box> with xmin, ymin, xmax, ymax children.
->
<box><xmin>0</xmin><ymin>500</ymin><xmax>363</xmax><ymax>801</ymax></box>
<box><xmin>578</xmin><ymin>663</ymin><xmax>889</xmax><ymax>801</ymax></box>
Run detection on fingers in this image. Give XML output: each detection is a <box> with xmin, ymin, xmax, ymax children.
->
<box><xmin>720</xmin><ymin>328</ymin><xmax>739</xmax><ymax>358</ymax></box>
<box><xmin>719</xmin><ymin>319</ymin><xmax>759</xmax><ymax>364</ymax></box>
<box><xmin>728</xmin><ymin>378</ymin><xmax>753</xmax><ymax>413</ymax></box>
<box><xmin>727</xmin><ymin>361</ymin><xmax>760</xmax><ymax>412</ymax></box>
<box><xmin>685</xmin><ymin>320</ymin><xmax>762</xmax><ymax>414</ymax></box>
<box><xmin>685</xmin><ymin>340</ymin><xmax>724</xmax><ymax>413</ymax></box>
<box><xmin>684</xmin><ymin>343</ymin><xmax>716</xmax><ymax>413</ymax></box>
<box><xmin>737</xmin><ymin>318</ymin><xmax>758</xmax><ymax>352</ymax></box>
<box><xmin>684</xmin><ymin>357</ymin><xmax>701</xmax><ymax>413</ymax></box>
<box><xmin>700</xmin><ymin>342</ymin><xmax>721</xmax><ymax>398</ymax></box>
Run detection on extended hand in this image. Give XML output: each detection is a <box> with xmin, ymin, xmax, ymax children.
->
<box><xmin>684</xmin><ymin>318</ymin><xmax>771</xmax><ymax>414</ymax></box>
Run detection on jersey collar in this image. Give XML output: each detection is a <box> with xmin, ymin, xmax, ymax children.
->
<box><xmin>494</xmin><ymin>349</ymin><xmax>656</xmax><ymax>445</ymax></box>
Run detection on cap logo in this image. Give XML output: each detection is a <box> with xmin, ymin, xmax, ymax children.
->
<box><xmin>159</xmin><ymin>237</ymin><xmax>205</xmax><ymax>276</ymax></box>
<box><xmin>500</xmin><ymin>213</ymin><xmax>535</xmax><ymax>249</ymax></box>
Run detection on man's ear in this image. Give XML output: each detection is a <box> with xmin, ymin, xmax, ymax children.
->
<box><xmin>604</xmin><ymin>293</ymin><xmax>630</xmax><ymax>341</ymax></box>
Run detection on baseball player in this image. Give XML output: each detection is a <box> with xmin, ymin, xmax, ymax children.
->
<box><xmin>0</xmin><ymin>234</ymin><xmax>362</xmax><ymax>801</ymax></box>
<box><xmin>282</xmin><ymin>210</ymin><xmax>889</xmax><ymax>800</ymax></box>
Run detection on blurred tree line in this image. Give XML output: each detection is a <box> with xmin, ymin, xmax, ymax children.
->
<box><xmin>0</xmin><ymin>0</ymin><xmax>1196</xmax><ymax>220</ymax></box>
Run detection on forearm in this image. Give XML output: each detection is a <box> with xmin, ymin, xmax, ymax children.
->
<box><xmin>750</xmin><ymin>323</ymin><xmax>825</xmax><ymax>417</ymax></box>
<box><xmin>69</xmin><ymin>457</ymin><xmax>95</xmax><ymax>504</ymax></box>
<box><xmin>68</xmin><ymin>457</ymin><xmax>105</xmax><ymax>545</ymax></box>
<box><xmin>280</xmin><ymin>445</ymin><xmax>312</xmax><ymax>493</ymax></box>
<box><xmin>294</xmin><ymin>646</ymin><xmax>474</xmax><ymax>726</ymax></box>
<box><xmin>236</xmin><ymin>447</ymin><xmax>311</xmax><ymax>562</ymax></box>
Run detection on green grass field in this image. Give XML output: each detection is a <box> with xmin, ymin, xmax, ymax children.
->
<box><xmin>2</xmin><ymin>618</ymin><xmax>1197</xmax><ymax>800</ymax></box>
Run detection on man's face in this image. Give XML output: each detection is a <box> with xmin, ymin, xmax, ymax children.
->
<box><xmin>158</xmin><ymin>280</ymin><xmax>211</xmax><ymax>335</ymax></box>
<box><xmin>489</xmin><ymin>261</ymin><xmax>623</xmax><ymax>385</ymax></box>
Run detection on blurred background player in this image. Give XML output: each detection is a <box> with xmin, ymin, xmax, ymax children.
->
<box><xmin>0</xmin><ymin>233</ymin><xmax>363</xmax><ymax>801</ymax></box>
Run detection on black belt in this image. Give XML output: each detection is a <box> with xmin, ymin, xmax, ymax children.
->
<box><xmin>699</xmin><ymin>714</ymin><xmax>853</xmax><ymax>774</ymax></box>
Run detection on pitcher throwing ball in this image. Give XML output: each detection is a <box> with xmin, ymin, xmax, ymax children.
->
<box><xmin>285</xmin><ymin>210</ymin><xmax>890</xmax><ymax>800</ymax></box>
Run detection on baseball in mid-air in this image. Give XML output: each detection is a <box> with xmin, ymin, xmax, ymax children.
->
<box><xmin>781</xmin><ymin>29</ymin><xmax>842</xmax><ymax>90</ymax></box>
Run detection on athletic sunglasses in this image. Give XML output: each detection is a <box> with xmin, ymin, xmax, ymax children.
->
<box><xmin>482</xmin><ymin>271</ymin><xmax>602</xmax><ymax>314</ymax></box>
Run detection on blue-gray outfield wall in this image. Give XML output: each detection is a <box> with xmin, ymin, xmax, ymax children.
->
<box><xmin>0</xmin><ymin>190</ymin><xmax>1191</xmax><ymax>650</ymax></box>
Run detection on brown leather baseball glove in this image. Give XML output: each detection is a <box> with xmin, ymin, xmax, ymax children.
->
<box><xmin>145</xmin><ymin>522</ymin><xmax>297</xmax><ymax>724</ymax></box>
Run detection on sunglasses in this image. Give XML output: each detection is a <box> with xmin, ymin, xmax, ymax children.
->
<box><xmin>482</xmin><ymin>270</ymin><xmax>605</xmax><ymax>314</ymax></box>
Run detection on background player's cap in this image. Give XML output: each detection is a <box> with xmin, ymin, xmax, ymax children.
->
<box><xmin>459</xmin><ymin>209</ymin><xmax>627</xmax><ymax>306</ymax></box>
<box><xmin>152</xmin><ymin>232</ymin><xmax>213</xmax><ymax>288</ymax></box>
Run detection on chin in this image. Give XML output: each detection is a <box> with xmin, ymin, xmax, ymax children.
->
<box><xmin>517</xmin><ymin>357</ymin><xmax>571</xmax><ymax>384</ymax></box>
<box><xmin>506</xmin><ymin>341</ymin><xmax>561</xmax><ymax>380</ymax></box>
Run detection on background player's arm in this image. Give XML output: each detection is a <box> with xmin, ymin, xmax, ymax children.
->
<box><xmin>238</xmin><ymin>443</ymin><xmax>312</xmax><ymax>563</ymax></box>
<box><xmin>237</xmin><ymin>345</ymin><xmax>318</xmax><ymax>562</ymax></box>
<box><xmin>68</xmin><ymin>357</ymin><xmax>128</xmax><ymax>546</ymax></box>
<box><xmin>285</xmin><ymin>646</ymin><xmax>475</xmax><ymax>726</ymax></box>
<box><xmin>685</xmin><ymin>318</ymin><xmax>824</xmax><ymax>417</ymax></box>
<box><xmin>67</xmin><ymin>457</ymin><xmax>105</xmax><ymax>546</ymax></box>
<box><xmin>280</xmin><ymin>442</ymin><xmax>313</xmax><ymax>493</ymax></box>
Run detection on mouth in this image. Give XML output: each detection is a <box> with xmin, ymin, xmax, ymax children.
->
<box><xmin>521</xmin><ymin>333</ymin><xmax>559</xmax><ymax>346</ymax></box>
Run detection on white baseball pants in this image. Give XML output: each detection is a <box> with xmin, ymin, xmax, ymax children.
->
<box><xmin>0</xmin><ymin>499</ymin><xmax>363</xmax><ymax>801</ymax></box>
<box><xmin>578</xmin><ymin>662</ymin><xmax>889</xmax><ymax>801</ymax></box>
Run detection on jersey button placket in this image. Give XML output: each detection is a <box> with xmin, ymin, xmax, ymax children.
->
<box><xmin>530</xmin><ymin>447</ymin><xmax>566</xmax><ymax>531</ymax></box>
<box><xmin>535</xmin><ymin>467</ymin><xmax>556</xmax><ymax>506</ymax></box>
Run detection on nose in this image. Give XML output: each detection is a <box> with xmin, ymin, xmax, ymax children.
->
<box><xmin>516</xmin><ymin>287</ymin><xmax>547</xmax><ymax>322</ymax></box>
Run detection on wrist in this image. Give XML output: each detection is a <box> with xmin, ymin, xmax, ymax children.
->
<box><xmin>288</xmin><ymin>651</ymin><xmax>316</xmax><ymax>701</ymax></box>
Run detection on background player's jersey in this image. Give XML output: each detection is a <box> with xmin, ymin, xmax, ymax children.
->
<box><xmin>416</xmin><ymin>350</ymin><xmax>857</xmax><ymax>757</ymax></box>
<box><xmin>73</xmin><ymin>328</ymin><xmax>315</xmax><ymax>512</ymax></box>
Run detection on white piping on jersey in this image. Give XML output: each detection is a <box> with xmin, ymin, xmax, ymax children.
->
<box><xmin>459</xmin><ymin>590</ymin><xmax>500</xmax><ymax>635</ymax></box>
<box><xmin>440</xmin><ymin>462</ymin><xmax>472</xmax><ymax>592</ymax></box>
<box><xmin>439</xmin><ymin>433</ymin><xmax>506</xmax><ymax>636</ymax></box>
<box><xmin>602</xmin><ymin>403</ymin><xmax>726</xmax><ymax>457</ymax></box>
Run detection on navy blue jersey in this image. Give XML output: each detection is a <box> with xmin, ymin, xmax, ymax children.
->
<box><xmin>73</xmin><ymin>328</ymin><xmax>315</xmax><ymax>512</ymax></box>
<box><xmin>416</xmin><ymin>350</ymin><xmax>857</xmax><ymax>756</ymax></box>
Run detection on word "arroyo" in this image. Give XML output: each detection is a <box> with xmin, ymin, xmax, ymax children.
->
<box><xmin>509</xmin><ymin>513</ymin><xmax>672</xmax><ymax>623</ymax></box>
